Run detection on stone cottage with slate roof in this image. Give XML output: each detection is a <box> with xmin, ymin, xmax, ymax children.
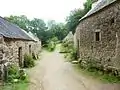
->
<box><xmin>76</xmin><ymin>0</ymin><xmax>120</xmax><ymax>73</ymax></box>
<box><xmin>63</xmin><ymin>31</ymin><xmax>74</xmax><ymax>42</ymax></box>
<box><xmin>0</xmin><ymin>17</ymin><xmax>41</xmax><ymax>81</ymax></box>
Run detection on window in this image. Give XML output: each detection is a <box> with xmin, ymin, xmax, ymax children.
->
<box><xmin>110</xmin><ymin>18</ymin><xmax>115</xmax><ymax>25</ymax></box>
<box><xmin>95</xmin><ymin>32</ymin><xmax>100</xmax><ymax>41</ymax></box>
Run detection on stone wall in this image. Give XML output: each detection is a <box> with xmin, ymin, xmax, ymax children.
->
<box><xmin>73</xmin><ymin>33</ymin><xmax>77</xmax><ymax>48</ymax></box>
<box><xmin>0</xmin><ymin>37</ymin><xmax>41</xmax><ymax>81</ymax></box>
<box><xmin>0</xmin><ymin>37</ymin><xmax>41</xmax><ymax>67</ymax></box>
<box><xmin>76</xmin><ymin>1</ymin><xmax>120</xmax><ymax>70</ymax></box>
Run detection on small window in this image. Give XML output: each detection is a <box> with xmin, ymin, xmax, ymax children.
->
<box><xmin>95</xmin><ymin>32</ymin><xmax>100</xmax><ymax>41</ymax></box>
<box><xmin>110</xmin><ymin>18</ymin><xmax>115</xmax><ymax>25</ymax></box>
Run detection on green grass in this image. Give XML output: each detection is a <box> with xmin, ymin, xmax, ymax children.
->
<box><xmin>0</xmin><ymin>82</ymin><xmax>29</xmax><ymax>90</ymax></box>
<box><xmin>0</xmin><ymin>74</ymin><xmax>29</xmax><ymax>90</ymax></box>
<box><xmin>74</xmin><ymin>64</ymin><xmax>120</xmax><ymax>83</ymax></box>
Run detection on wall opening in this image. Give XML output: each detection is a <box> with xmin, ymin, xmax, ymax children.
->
<box><xmin>110</xmin><ymin>18</ymin><xmax>115</xmax><ymax>25</ymax></box>
<box><xmin>95</xmin><ymin>32</ymin><xmax>100</xmax><ymax>41</ymax></box>
<box><xmin>18</xmin><ymin>47</ymin><xmax>22</xmax><ymax>67</ymax></box>
<box><xmin>77</xmin><ymin>39</ymin><xmax>80</xmax><ymax>58</ymax></box>
<box><xmin>29</xmin><ymin>45</ymin><xmax>31</xmax><ymax>54</ymax></box>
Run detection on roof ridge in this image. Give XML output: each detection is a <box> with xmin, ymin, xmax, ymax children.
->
<box><xmin>79</xmin><ymin>0</ymin><xmax>117</xmax><ymax>22</ymax></box>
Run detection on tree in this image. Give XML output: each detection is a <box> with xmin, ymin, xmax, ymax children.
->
<box><xmin>84</xmin><ymin>0</ymin><xmax>92</xmax><ymax>14</ymax></box>
<box><xmin>47</xmin><ymin>21</ymin><xmax>68</xmax><ymax>41</ymax></box>
<box><xmin>5</xmin><ymin>16</ymin><xmax>68</xmax><ymax>44</ymax></box>
<box><xmin>66</xmin><ymin>0</ymin><xmax>92</xmax><ymax>34</ymax></box>
<box><xmin>5</xmin><ymin>15</ymin><xmax>30</xmax><ymax>32</ymax></box>
<box><xmin>5</xmin><ymin>15</ymin><xmax>50</xmax><ymax>44</ymax></box>
<box><xmin>66</xmin><ymin>9</ymin><xmax>85</xmax><ymax>34</ymax></box>
<box><xmin>30</xmin><ymin>18</ymin><xmax>48</xmax><ymax>43</ymax></box>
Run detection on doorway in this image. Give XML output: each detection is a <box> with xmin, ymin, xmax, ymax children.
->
<box><xmin>77</xmin><ymin>39</ymin><xmax>80</xmax><ymax>58</ymax></box>
<box><xmin>29</xmin><ymin>45</ymin><xmax>31</xmax><ymax>55</ymax></box>
<box><xmin>18</xmin><ymin>47</ymin><xmax>22</xmax><ymax>67</ymax></box>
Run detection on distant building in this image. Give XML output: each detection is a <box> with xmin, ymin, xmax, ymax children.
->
<box><xmin>63</xmin><ymin>31</ymin><xmax>74</xmax><ymax>42</ymax></box>
<box><xmin>76</xmin><ymin>0</ymin><xmax>120</xmax><ymax>71</ymax></box>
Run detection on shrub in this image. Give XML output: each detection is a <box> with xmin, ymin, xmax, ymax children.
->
<box><xmin>19</xmin><ymin>69</ymin><xmax>27</xmax><ymax>80</ymax></box>
<box><xmin>32</xmin><ymin>53</ymin><xmax>37</xmax><ymax>60</ymax></box>
<box><xmin>45</xmin><ymin>37</ymin><xmax>58</xmax><ymax>52</ymax></box>
<box><xmin>60</xmin><ymin>41</ymin><xmax>77</xmax><ymax>61</ymax></box>
<box><xmin>24</xmin><ymin>54</ymin><xmax>35</xmax><ymax>68</ymax></box>
<box><xmin>7</xmin><ymin>64</ymin><xmax>27</xmax><ymax>83</ymax></box>
<box><xmin>47</xmin><ymin>41</ymin><xmax>56</xmax><ymax>52</ymax></box>
<box><xmin>7</xmin><ymin>64</ymin><xmax>19</xmax><ymax>82</ymax></box>
<box><xmin>69</xmin><ymin>48</ymin><xmax>77</xmax><ymax>60</ymax></box>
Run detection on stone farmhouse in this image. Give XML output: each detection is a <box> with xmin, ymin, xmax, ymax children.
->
<box><xmin>75</xmin><ymin>0</ymin><xmax>120</xmax><ymax>73</ymax></box>
<box><xmin>0</xmin><ymin>17</ymin><xmax>41</xmax><ymax>80</ymax></box>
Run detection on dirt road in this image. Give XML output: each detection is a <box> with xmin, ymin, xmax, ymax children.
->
<box><xmin>28</xmin><ymin>47</ymin><xmax>120</xmax><ymax>90</ymax></box>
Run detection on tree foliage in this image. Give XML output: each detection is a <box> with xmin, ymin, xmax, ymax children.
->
<box><xmin>48</xmin><ymin>20</ymin><xmax>68</xmax><ymax>40</ymax></box>
<box><xmin>4</xmin><ymin>0</ymin><xmax>94</xmax><ymax>44</ymax></box>
<box><xmin>5</xmin><ymin>15</ymin><xmax>30</xmax><ymax>32</ymax></box>
<box><xmin>66</xmin><ymin>0</ymin><xmax>93</xmax><ymax>34</ymax></box>
<box><xmin>5</xmin><ymin>16</ymin><xmax>68</xmax><ymax>44</ymax></box>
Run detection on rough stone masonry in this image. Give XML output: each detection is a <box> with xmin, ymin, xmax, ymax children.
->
<box><xmin>76</xmin><ymin>0</ymin><xmax>120</xmax><ymax>74</ymax></box>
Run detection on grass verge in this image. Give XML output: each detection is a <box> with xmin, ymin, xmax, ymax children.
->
<box><xmin>0</xmin><ymin>82</ymin><xmax>28</xmax><ymax>90</ymax></box>
<box><xmin>0</xmin><ymin>74</ymin><xmax>29</xmax><ymax>90</ymax></box>
<box><xmin>73</xmin><ymin>64</ymin><xmax>120</xmax><ymax>83</ymax></box>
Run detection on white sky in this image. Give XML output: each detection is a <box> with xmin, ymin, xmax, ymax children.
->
<box><xmin>0</xmin><ymin>0</ymin><xmax>86</xmax><ymax>23</ymax></box>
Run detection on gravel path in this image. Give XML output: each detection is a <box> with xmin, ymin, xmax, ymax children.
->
<box><xmin>28</xmin><ymin>47</ymin><xmax>120</xmax><ymax>90</ymax></box>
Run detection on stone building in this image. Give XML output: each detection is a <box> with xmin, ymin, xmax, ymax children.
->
<box><xmin>63</xmin><ymin>31</ymin><xmax>74</xmax><ymax>42</ymax></box>
<box><xmin>76</xmin><ymin>0</ymin><xmax>120</xmax><ymax>72</ymax></box>
<box><xmin>0</xmin><ymin>17</ymin><xmax>41</xmax><ymax>81</ymax></box>
<box><xmin>73</xmin><ymin>33</ymin><xmax>77</xmax><ymax>48</ymax></box>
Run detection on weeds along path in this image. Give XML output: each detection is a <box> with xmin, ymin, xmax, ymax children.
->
<box><xmin>28</xmin><ymin>46</ymin><xmax>120</xmax><ymax>90</ymax></box>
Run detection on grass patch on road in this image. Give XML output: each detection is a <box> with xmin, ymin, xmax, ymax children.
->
<box><xmin>73</xmin><ymin>64</ymin><xmax>120</xmax><ymax>83</ymax></box>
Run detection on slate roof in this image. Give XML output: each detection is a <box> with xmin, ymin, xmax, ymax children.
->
<box><xmin>27</xmin><ymin>32</ymin><xmax>40</xmax><ymax>42</ymax></box>
<box><xmin>0</xmin><ymin>17</ymin><xmax>33</xmax><ymax>41</ymax></box>
<box><xmin>79</xmin><ymin>0</ymin><xmax>117</xmax><ymax>21</ymax></box>
<box><xmin>22</xmin><ymin>30</ymin><xmax>40</xmax><ymax>42</ymax></box>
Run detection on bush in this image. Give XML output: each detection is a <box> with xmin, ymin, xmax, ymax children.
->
<box><xmin>47</xmin><ymin>41</ymin><xmax>56</xmax><ymax>52</ymax></box>
<box><xmin>8</xmin><ymin>64</ymin><xmax>19</xmax><ymax>76</ymax></box>
<box><xmin>60</xmin><ymin>41</ymin><xmax>77</xmax><ymax>61</ymax></box>
<box><xmin>69</xmin><ymin>48</ymin><xmax>77</xmax><ymax>60</ymax></box>
<box><xmin>7</xmin><ymin>64</ymin><xmax>19</xmax><ymax>82</ymax></box>
<box><xmin>32</xmin><ymin>53</ymin><xmax>37</xmax><ymax>60</ymax></box>
<box><xmin>24</xmin><ymin>54</ymin><xmax>35</xmax><ymax>68</ymax></box>
<box><xmin>44</xmin><ymin>37</ymin><xmax>58</xmax><ymax>52</ymax></box>
<box><xmin>7</xmin><ymin>65</ymin><xmax>27</xmax><ymax>83</ymax></box>
<box><xmin>19</xmin><ymin>69</ymin><xmax>27</xmax><ymax>80</ymax></box>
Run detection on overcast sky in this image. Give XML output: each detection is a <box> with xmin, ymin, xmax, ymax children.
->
<box><xmin>0</xmin><ymin>0</ymin><xmax>86</xmax><ymax>22</ymax></box>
